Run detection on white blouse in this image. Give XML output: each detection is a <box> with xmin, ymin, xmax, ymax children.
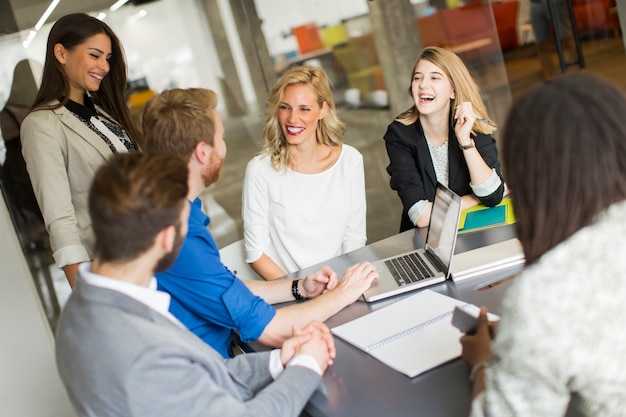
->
<box><xmin>242</xmin><ymin>144</ymin><xmax>367</xmax><ymax>274</ymax></box>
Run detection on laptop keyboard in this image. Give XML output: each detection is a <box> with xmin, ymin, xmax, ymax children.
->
<box><xmin>385</xmin><ymin>252</ymin><xmax>435</xmax><ymax>286</ymax></box>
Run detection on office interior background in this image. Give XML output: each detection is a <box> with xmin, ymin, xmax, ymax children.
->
<box><xmin>1</xmin><ymin>0</ymin><xmax>624</xmax><ymax>415</ymax></box>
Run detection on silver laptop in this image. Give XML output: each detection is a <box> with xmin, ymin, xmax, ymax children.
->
<box><xmin>363</xmin><ymin>183</ymin><xmax>462</xmax><ymax>302</ymax></box>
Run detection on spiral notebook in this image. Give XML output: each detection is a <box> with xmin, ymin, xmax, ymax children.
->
<box><xmin>332</xmin><ymin>290</ymin><xmax>486</xmax><ymax>378</ymax></box>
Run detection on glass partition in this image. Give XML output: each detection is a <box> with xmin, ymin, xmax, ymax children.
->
<box><xmin>252</xmin><ymin>0</ymin><xmax>516</xmax><ymax>137</ymax></box>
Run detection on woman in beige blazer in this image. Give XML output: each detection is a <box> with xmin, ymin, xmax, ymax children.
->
<box><xmin>21</xmin><ymin>14</ymin><xmax>142</xmax><ymax>287</ymax></box>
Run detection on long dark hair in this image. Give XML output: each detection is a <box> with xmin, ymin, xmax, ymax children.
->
<box><xmin>31</xmin><ymin>13</ymin><xmax>142</xmax><ymax>147</ymax></box>
<box><xmin>503</xmin><ymin>73</ymin><xmax>626</xmax><ymax>264</ymax></box>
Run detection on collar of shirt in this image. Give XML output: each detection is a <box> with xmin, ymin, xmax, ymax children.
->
<box><xmin>63</xmin><ymin>94</ymin><xmax>97</xmax><ymax>119</ymax></box>
<box><xmin>78</xmin><ymin>262</ymin><xmax>181</xmax><ymax>326</ymax></box>
<box><xmin>189</xmin><ymin>197</ymin><xmax>210</xmax><ymax>227</ymax></box>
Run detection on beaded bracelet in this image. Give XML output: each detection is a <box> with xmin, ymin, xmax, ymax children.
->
<box><xmin>291</xmin><ymin>279</ymin><xmax>304</xmax><ymax>300</ymax></box>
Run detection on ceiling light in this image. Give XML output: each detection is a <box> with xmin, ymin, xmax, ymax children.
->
<box><xmin>129</xmin><ymin>9</ymin><xmax>148</xmax><ymax>22</ymax></box>
<box><xmin>110</xmin><ymin>0</ymin><xmax>131</xmax><ymax>12</ymax></box>
<box><xmin>23</xmin><ymin>30</ymin><xmax>37</xmax><ymax>48</ymax></box>
<box><xmin>96</xmin><ymin>12</ymin><xmax>107</xmax><ymax>20</ymax></box>
<box><xmin>34</xmin><ymin>0</ymin><xmax>60</xmax><ymax>31</ymax></box>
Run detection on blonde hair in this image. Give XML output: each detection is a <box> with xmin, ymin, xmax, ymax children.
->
<box><xmin>397</xmin><ymin>46</ymin><xmax>495</xmax><ymax>136</ymax></box>
<box><xmin>262</xmin><ymin>66</ymin><xmax>345</xmax><ymax>170</ymax></box>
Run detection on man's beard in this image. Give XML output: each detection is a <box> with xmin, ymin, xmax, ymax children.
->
<box><xmin>154</xmin><ymin>222</ymin><xmax>185</xmax><ymax>274</ymax></box>
<box><xmin>202</xmin><ymin>151</ymin><xmax>224</xmax><ymax>187</ymax></box>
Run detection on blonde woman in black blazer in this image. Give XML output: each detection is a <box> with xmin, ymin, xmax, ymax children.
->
<box><xmin>21</xmin><ymin>14</ymin><xmax>141</xmax><ymax>287</ymax></box>
<box><xmin>384</xmin><ymin>47</ymin><xmax>504</xmax><ymax>232</ymax></box>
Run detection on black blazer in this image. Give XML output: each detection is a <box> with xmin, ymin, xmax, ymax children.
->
<box><xmin>384</xmin><ymin>119</ymin><xmax>505</xmax><ymax>232</ymax></box>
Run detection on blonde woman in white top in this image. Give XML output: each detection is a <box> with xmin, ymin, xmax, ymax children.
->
<box><xmin>243</xmin><ymin>66</ymin><xmax>366</xmax><ymax>280</ymax></box>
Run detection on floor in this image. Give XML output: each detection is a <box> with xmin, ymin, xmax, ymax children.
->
<box><xmin>38</xmin><ymin>35</ymin><xmax>626</xmax><ymax>324</ymax></box>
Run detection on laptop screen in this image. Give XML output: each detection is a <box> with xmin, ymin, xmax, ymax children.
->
<box><xmin>424</xmin><ymin>183</ymin><xmax>462</xmax><ymax>273</ymax></box>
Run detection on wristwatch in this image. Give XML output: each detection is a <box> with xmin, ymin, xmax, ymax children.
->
<box><xmin>460</xmin><ymin>139</ymin><xmax>475</xmax><ymax>150</ymax></box>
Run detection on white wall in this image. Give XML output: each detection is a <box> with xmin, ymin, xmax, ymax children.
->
<box><xmin>0</xmin><ymin>34</ymin><xmax>28</xmax><ymax>108</ymax></box>
<box><xmin>107</xmin><ymin>0</ymin><xmax>222</xmax><ymax>97</ymax></box>
<box><xmin>0</xmin><ymin>198</ymin><xmax>76</xmax><ymax>417</ymax></box>
<box><xmin>0</xmin><ymin>32</ymin><xmax>39</xmax><ymax>154</ymax></box>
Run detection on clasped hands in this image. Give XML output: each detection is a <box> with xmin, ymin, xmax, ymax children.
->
<box><xmin>280</xmin><ymin>321</ymin><xmax>336</xmax><ymax>373</ymax></box>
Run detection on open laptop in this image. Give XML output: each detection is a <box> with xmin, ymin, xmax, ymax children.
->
<box><xmin>363</xmin><ymin>183</ymin><xmax>462</xmax><ymax>302</ymax></box>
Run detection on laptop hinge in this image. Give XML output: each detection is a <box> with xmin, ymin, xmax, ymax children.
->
<box><xmin>424</xmin><ymin>249</ymin><xmax>446</xmax><ymax>273</ymax></box>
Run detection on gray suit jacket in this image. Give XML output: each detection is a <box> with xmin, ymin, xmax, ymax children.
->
<box><xmin>55</xmin><ymin>277</ymin><xmax>322</xmax><ymax>417</ymax></box>
<box><xmin>21</xmin><ymin>103</ymin><xmax>117</xmax><ymax>266</ymax></box>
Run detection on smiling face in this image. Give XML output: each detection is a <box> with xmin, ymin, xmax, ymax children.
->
<box><xmin>411</xmin><ymin>59</ymin><xmax>455</xmax><ymax>119</ymax></box>
<box><xmin>278</xmin><ymin>83</ymin><xmax>328</xmax><ymax>147</ymax></box>
<box><xmin>54</xmin><ymin>32</ymin><xmax>112</xmax><ymax>103</ymax></box>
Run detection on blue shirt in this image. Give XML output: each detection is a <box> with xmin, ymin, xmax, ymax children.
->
<box><xmin>156</xmin><ymin>198</ymin><xmax>276</xmax><ymax>358</ymax></box>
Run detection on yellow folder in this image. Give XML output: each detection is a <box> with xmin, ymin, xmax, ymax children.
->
<box><xmin>458</xmin><ymin>197</ymin><xmax>516</xmax><ymax>234</ymax></box>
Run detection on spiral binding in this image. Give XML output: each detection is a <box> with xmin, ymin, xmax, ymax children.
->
<box><xmin>366</xmin><ymin>304</ymin><xmax>470</xmax><ymax>352</ymax></box>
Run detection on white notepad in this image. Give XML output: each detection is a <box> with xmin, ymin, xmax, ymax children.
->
<box><xmin>332</xmin><ymin>290</ymin><xmax>489</xmax><ymax>378</ymax></box>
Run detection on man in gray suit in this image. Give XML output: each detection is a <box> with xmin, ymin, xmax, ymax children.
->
<box><xmin>55</xmin><ymin>152</ymin><xmax>336</xmax><ymax>417</ymax></box>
